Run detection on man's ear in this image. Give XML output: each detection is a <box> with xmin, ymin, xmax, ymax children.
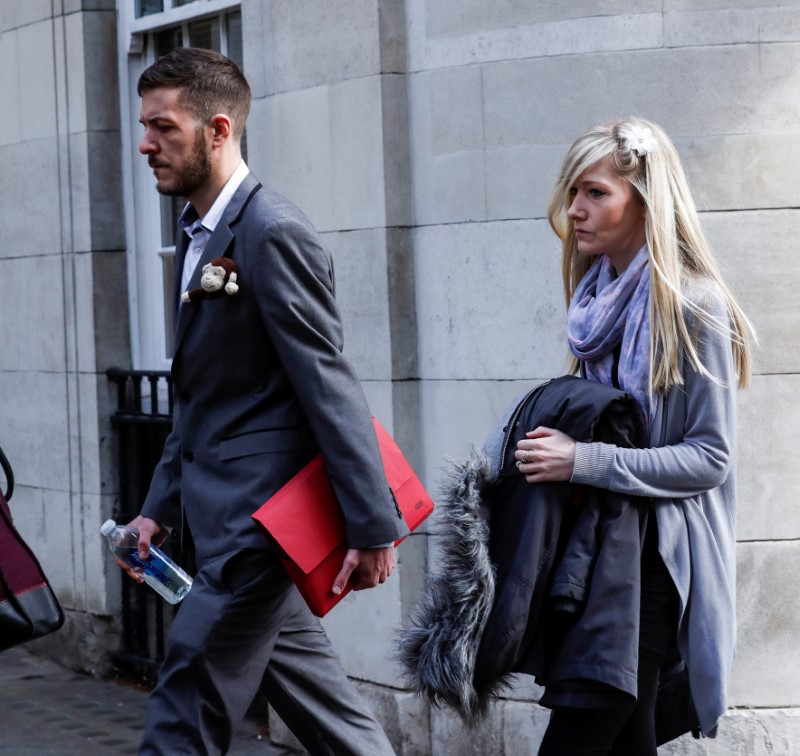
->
<box><xmin>209</xmin><ymin>114</ymin><xmax>233</xmax><ymax>145</ymax></box>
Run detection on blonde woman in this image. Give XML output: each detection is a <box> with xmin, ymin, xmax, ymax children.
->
<box><xmin>515</xmin><ymin>119</ymin><xmax>754</xmax><ymax>754</ymax></box>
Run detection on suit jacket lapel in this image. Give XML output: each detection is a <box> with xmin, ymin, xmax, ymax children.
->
<box><xmin>172</xmin><ymin>174</ymin><xmax>262</xmax><ymax>356</ymax></box>
<box><xmin>172</xmin><ymin>214</ymin><xmax>191</xmax><ymax>326</ymax></box>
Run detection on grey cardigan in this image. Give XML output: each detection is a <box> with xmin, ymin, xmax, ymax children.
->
<box><xmin>570</xmin><ymin>280</ymin><xmax>737</xmax><ymax>737</ymax></box>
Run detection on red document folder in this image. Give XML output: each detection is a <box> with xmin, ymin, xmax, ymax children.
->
<box><xmin>252</xmin><ymin>418</ymin><xmax>434</xmax><ymax>617</ymax></box>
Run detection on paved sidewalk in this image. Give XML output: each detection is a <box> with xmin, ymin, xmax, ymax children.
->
<box><xmin>0</xmin><ymin>646</ymin><xmax>298</xmax><ymax>755</ymax></box>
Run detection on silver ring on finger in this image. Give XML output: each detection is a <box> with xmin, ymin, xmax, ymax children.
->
<box><xmin>520</xmin><ymin>449</ymin><xmax>531</xmax><ymax>464</ymax></box>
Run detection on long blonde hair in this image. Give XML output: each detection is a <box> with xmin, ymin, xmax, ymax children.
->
<box><xmin>547</xmin><ymin>118</ymin><xmax>754</xmax><ymax>392</ymax></box>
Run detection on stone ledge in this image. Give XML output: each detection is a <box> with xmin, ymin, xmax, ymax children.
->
<box><xmin>268</xmin><ymin>680</ymin><xmax>800</xmax><ymax>755</ymax></box>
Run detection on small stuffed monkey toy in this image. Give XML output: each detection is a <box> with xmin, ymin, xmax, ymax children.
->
<box><xmin>181</xmin><ymin>257</ymin><xmax>239</xmax><ymax>303</ymax></box>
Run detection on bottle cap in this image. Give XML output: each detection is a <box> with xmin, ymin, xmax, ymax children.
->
<box><xmin>100</xmin><ymin>519</ymin><xmax>117</xmax><ymax>536</ymax></box>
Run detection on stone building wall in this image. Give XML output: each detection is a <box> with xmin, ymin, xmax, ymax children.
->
<box><xmin>401</xmin><ymin>2</ymin><xmax>800</xmax><ymax>753</ymax></box>
<box><xmin>0</xmin><ymin>0</ymin><xmax>129</xmax><ymax>674</ymax></box>
<box><xmin>1</xmin><ymin>1</ymin><xmax>797</xmax><ymax>753</ymax></box>
<box><xmin>258</xmin><ymin>2</ymin><xmax>800</xmax><ymax>753</ymax></box>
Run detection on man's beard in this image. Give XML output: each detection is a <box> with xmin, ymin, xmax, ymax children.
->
<box><xmin>155</xmin><ymin>129</ymin><xmax>211</xmax><ymax>197</ymax></box>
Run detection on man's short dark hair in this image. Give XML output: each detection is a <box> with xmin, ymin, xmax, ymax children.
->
<box><xmin>138</xmin><ymin>47</ymin><xmax>251</xmax><ymax>141</ymax></box>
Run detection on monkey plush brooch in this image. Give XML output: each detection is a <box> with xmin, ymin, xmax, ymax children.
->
<box><xmin>181</xmin><ymin>257</ymin><xmax>239</xmax><ymax>303</ymax></box>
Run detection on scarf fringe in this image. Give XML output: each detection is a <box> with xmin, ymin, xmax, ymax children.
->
<box><xmin>395</xmin><ymin>448</ymin><xmax>513</xmax><ymax>724</ymax></box>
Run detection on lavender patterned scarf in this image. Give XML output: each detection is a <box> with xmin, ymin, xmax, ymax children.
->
<box><xmin>567</xmin><ymin>245</ymin><xmax>652</xmax><ymax>423</ymax></box>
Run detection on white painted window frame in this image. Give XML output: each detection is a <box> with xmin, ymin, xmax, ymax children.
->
<box><xmin>116</xmin><ymin>0</ymin><xmax>240</xmax><ymax>369</ymax></box>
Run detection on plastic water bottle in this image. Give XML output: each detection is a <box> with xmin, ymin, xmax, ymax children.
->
<box><xmin>100</xmin><ymin>519</ymin><xmax>192</xmax><ymax>604</ymax></box>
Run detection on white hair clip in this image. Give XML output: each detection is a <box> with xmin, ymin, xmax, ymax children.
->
<box><xmin>620</xmin><ymin>124</ymin><xmax>657</xmax><ymax>157</ymax></box>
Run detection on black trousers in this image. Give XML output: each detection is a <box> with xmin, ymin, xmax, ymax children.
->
<box><xmin>538</xmin><ymin>517</ymin><xmax>680</xmax><ymax>756</ymax></box>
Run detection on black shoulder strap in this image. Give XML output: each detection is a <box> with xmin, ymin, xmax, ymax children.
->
<box><xmin>0</xmin><ymin>445</ymin><xmax>14</xmax><ymax>502</ymax></box>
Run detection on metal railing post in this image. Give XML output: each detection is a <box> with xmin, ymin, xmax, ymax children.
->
<box><xmin>106</xmin><ymin>368</ymin><xmax>192</xmax><ymax>681</ymax></box>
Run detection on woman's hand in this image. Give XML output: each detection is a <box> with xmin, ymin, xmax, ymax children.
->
<box><xmin>515</xmin><ymin>427</ymin><xmax>576</xmax><ymax>483</ymax></box>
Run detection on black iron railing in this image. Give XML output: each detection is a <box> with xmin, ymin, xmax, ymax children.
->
<box><xmin>106</xmin><ymin>368</ymin><xmax>194</xmax><ymax>681</ymax></box>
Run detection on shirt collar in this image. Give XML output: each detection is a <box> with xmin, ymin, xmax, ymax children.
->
<box><xmin>178</xmin><ymin>160</ymin><xmax>250</xmax><ymax>236</ymax></box>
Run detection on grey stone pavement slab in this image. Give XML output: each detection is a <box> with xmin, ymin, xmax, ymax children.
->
<box><xmin>0</xmin><ymin>646</ymin><xmax>299</xmax><ymax>755</ymax></box>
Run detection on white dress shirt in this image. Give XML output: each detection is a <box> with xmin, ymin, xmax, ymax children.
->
<box><xmin>178</xmin><ymin>161</ymin><xmax>250</xmax><ymax>301</ymax></box>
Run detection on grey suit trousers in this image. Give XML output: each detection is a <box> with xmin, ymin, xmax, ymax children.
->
<box><xmin>139</xmin><ymin>549</ymin><xmax>395</xmax><ymax>756</ymax></box>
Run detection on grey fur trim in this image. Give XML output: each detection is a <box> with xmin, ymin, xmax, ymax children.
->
<box><xmin>396</xmin><ymin>447</ymin><xmax>512</xmax><ymax>724</ymax></box>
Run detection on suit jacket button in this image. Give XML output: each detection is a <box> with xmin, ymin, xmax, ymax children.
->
<box><xmin>180</xmin><ymin>392</ymin><xmax>191</xmax><ymax>403</ymax></box>
<box><xmin>182</xmin><ymin>452</ymin><xmax>194</xmax><ymax>462</ymax></box>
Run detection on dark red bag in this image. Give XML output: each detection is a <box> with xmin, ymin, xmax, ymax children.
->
<box><xmin>0</xmin><ymin>445</ymin><xmax>64</xmax><ymax>652</ymax></box>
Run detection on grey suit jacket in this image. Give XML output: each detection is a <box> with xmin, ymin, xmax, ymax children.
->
<box><xmin>141</xmin><ymin>174</ymin><xmax>405</xmax><ymax>563</ymax></box>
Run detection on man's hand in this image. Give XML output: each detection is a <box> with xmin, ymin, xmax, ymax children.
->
<box><xmin>332</xmin><ymin>546</ymin><xmax>396</xmax><ymax>595</ymax></box>
<box><xmin>113</xmin><ymin>515</ymin><xmax>168</xmax><ymax>584</ymax></box>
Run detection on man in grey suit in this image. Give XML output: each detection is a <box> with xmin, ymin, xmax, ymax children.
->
<box><xmin>117</xmin><ymin>48</ymin><xmax>405</xmax><ymax>755</ymax></box>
